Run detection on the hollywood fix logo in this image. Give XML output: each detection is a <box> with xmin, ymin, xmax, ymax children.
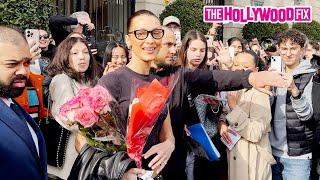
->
<box><xmin>203</xmin><ymin>6</ymin><xmax>312</xmax><ymax>23</ymax></box>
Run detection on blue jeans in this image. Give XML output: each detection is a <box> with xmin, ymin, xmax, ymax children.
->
<box><xmin>272</xmin><ymin>156</ymin><xmax>311</xmax><ymax>180</ymax></box>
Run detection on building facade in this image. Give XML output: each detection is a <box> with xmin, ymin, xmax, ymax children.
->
<box><xmin>54</xmin><ymin>0</ymin><xmax>135</xmax><ymax>50</ymax></box>
<box><xmin>53</xmin><ymin>0</ymin><xmax>320</xmax><ymax>46</ymax></box>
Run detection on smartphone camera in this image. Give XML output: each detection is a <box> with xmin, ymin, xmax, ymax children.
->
<box><xmin>26</xmin><ymin>30</ymin><xmax>33</xmax><ymax>38</ymax></box>
<box><xmin>82</xmin><ymin>24</ymin><xmax>90</xmax><ymax>37</ymax></box>
<box><xmin>311</xmin><ymin>54</ymin><xmax>320</xmax><ymax>69</ymax></box>
<box><xmin>261</xmin><ymin>37</ymin><xmax>277</xmax><ymax>52</ymax></box>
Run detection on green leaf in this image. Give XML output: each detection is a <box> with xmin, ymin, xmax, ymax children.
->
<box><xmin>0</xmin><ymin>0</ymin><xmax>54</xmax><ymax>30</ymax></box>
<box><xmin>160</xmin><ymin>0</ymin><xmax>211</xmax><ymax>37</ymax></box>
<box><xmin>292</xmin><ymin>21</ymin><xmax>320</xmax><ymax>41</ymax></box>
<box><xmin>242</xmin><ymin>22</ymin><xmax>289</xmax><ymax>41</ymax></box>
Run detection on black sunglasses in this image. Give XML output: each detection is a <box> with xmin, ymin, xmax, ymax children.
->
<box><xmin>39</xmin><ymin>34</ymin><xmax>49</xmax><ymax>39</ymax></box>
<box><xmin>128</xmin><ymin>29</ymin><xmax>164</xmax><ymax>40</ymax></box>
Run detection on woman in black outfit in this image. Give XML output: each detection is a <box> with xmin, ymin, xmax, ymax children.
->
<box><xmin>69</xmin><ymin>10</ymin><xmax>287</xmax><ymax>180</ymax></box>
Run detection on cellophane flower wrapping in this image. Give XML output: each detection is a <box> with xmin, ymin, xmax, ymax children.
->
<box><xmin>58</xmin><ymin>85</ymin><xmax>126</xmax><ymax>153</ymax></box>
<box><xmin>127</xmin><ymin>73</ymin><xmax>179</xmax><ymax>168</ymax></box>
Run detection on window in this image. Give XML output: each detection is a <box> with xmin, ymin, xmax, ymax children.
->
<box><xmin>294</xmin><ymin>0</ymin><xmax>302</xmax><ymax>5</ymax></box>
<box><xmin>251</xmin><ymin>0</ymin><xmax>264</xmax><ymax>6</ymax></box>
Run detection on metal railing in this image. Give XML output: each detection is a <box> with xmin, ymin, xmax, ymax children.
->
<box><xmin>203</xmin><ymin>0</ymin><xmax>224</xmax><ymax>5</ymax></box>
<box><xmin>54</xmin><ymin>0</ymin><xmax>134</xmax><ymax>55</ymax></box>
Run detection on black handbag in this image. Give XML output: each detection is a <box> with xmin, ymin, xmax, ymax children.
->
<box><xmin>39</xmin><ymin>94</ymin><xmax>70</xmax><ymax>168</ymax></box>
<box><xmin>68</xmin><ymin>144</ymin><xmax>136</xmax><ymax>180</ymax></box>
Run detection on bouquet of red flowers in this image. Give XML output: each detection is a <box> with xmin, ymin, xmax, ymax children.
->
<box><xmin>59</xmin><ymin>85</ymin><xmax>126</xmax><ymax>152</ymax></box>
<box><xmin>127</xmin><ymin>74</ymin><xmax>179</xmax><ymax>168</ymax></box>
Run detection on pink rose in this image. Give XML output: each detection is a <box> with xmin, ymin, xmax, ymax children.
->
<box><xmin>92</xmin><ymin>86</ymin><xmax>113</xmax><ymax>101</ymax></box>
<box><xmin>77</xmin><ymin>87</ymin><xmax>91</xmax><ymax>97</ymax></box>
<box><xmin>91</xmin><ymin>93</ymin><xmax>107</xmax><ymax>112</ymax></box>
<box><xmin>81</xmin><ymin>96</ymin><xmax>94</xmax><ymax>107</ymax></box>
<box><xmin>64</xmin><ymin>95</ymin><xmax>82</xmax><ymax>109</ymax></box>
<box><xmin>58</xmin><ymin>108</ymin><xmax>76</xmax><ymax>126</ymax></box>
<box><xmin>90</xmin><ymin>86</ymin><xmax>113</xmax><ymax>113</ymax></box>
<box><xmin>59</xmin><ymin>106</ymin><xmax>69</xmax><ymax>118</ymax></box>
<box><xmin>74</xmin><ymin>107</ymin><xmax>99</xmax><ymax>128</ymax></box>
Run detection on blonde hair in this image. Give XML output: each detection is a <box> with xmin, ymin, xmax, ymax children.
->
<box><xmin>70</xmin><ymin>11</ymin><xmax>90</xmax><ymax>30</ymax></box>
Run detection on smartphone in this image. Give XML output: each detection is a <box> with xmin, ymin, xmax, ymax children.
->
<box><xmin>205</xmin><ymin>35</ymin><xmax>214</xmax><ymax>47</ymax></box>
<box><xmin>228</xmin><ymin>46</ymin><xmax>235</xmax><ymax>60</ymax></box>
<box><xmin>270</xmin><ymin>56</ymin><xmax>282</xmax><ymax>72</ymax></box>
<box><xmin>174</xmin><ymin>31</ymin><xmax>181</xmax><ymax>43</ymax></box>
<box><xmin>25</xmin><ymin>29</ymin><xmax>39</xmax><ymax>42</ymax></box>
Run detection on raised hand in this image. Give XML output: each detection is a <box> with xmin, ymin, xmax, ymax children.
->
<box><xmin>214</xmin><ymin>40</ymin><xmax>233</xmax><ymax>65</ymax></box>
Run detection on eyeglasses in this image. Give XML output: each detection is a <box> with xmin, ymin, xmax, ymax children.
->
<box><xmin>279</xmin><ymin>47</ymin><xmax>301</xmax><ymax>55</ymax></box>
<box><xmin>111</xmin><ymin>56</ymin><xmax>127</xmax><ymax>60</ymax></box>
<box><xmin>39</xmin><ymin>34</ymin><xmax>49</xmax><ymax>39</ymax></box>
<box><xmin>128</xmin><ymin>29</ymin><xmax>164</xmax><ymax>40</ymax></box>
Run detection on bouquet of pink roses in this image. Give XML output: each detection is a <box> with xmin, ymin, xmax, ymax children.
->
<box><xmin>59</xmin><ymin>85</ymin><xmax>126</xmax><ymax>152</ymax></box>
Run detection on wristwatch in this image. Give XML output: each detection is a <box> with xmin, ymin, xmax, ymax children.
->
<box><xmin>292</xmin><ymin>91</ymin><xmax>302</xmax><ymax>99</ymax></box>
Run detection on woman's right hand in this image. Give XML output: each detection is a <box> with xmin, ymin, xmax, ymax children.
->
<box><xmin>75</xmin><ymin>133</ymin><xmax>87</xmax><ymax>153</ymax></box>
<box><xmin>218</xmin><ymin>121</ymin><xmax>232</xmax><ymax>145</ymax></box>
<box><xmin>121</xmin><ymin>168</ymin><xmax>145</xmax><ymax>180</ymax></box>
<box><xmin>103</xmin><ymin>62</ymin><xmax>121</xmax><ymax>75</ymax></box>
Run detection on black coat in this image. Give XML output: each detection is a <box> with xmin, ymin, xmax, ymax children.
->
<box><xmin>49</xmin><ymin>15</ymin><xmax>78</xmax><ymax>46</ymax></box>
<box><xmin>312</xmin><ymin>74</ymin><xmax>320</xmax><ymax>175</ymax></box>
<box><xmin>68</xmin><ymin>144</ymin><xmax>135</xmax><ymax>180</ymax></box>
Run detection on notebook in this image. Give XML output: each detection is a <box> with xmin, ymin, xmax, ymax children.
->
<box><xmin>220</xmin><ymin>127</ymin><xmax>241</xmax><ymax>150</ymax></box>
<box><xmin>188</xmin><ymin>123</ymin><xmax>221</xmax><ymax>161</ymax></box>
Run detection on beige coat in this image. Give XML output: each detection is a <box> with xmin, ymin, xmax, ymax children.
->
<box><xmin>226</xmin><ymin>88</ymin><xmax>276</xmax><ymax>180</ymax></box>
<box><xmin>48</xmin><ymin>74</ymin><xmax>83</xmax><ymax>179</ymax></box>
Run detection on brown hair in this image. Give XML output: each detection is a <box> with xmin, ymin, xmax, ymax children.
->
<box><xmin>277</xmin><ymin>29</ymin><xmax>307</xmax><ymax>48</ymax></box>
<box><xmin>178</xmin><ymin>29</ymin><xmax>208</xmax><ymax>69</ymax></box>
<box><xmin>66</xmin><ymin>32</ymin><xmax>85</xmax><ymax>39</ymax></box>
<box><xmin>309</xmin><ymin>40</ymin><xmax>320</xmax><ymax>51</ymax></box>
<box><xmin>103</xmin><ymin>41</ymin><xmax>129</xmax><ymax>68</ymax></box>
<box><xmin>127</xmin><ymin>10</ymin><xmax>159</xmax><ymax>31</ymax></box>
<box><xmin>46</xmin><ymin>37</ymin><xmax>100</xmax><ymax>86</ymax></box>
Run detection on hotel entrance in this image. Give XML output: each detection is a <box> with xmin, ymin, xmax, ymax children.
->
<box><xmin>54</xmin><ymin>0</ymin><xmax>135</xmax><ymax>54</ymax></box>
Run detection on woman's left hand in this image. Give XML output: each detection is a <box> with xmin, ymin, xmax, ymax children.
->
<box><xmin>143</xmin><ymin>139</ymin><xmax>175</xmax><ymax>174</ymax></box>
<box><xmin>214</xmin><ymin>41</ymin><xmax>233</xmax><ymax>67</ymax></box>
<box><xmin>28</xmin><ymin>39</ymin><xmax>41</xmax><ymax>60</ymax></box>
<box><xmin>227</xmin><ymin>91</ymin><xmax>239</xmax><ymax>110</ymax></box>
<box><xmin>282</xmin><ymin>73</ymin><xmax>300</xmax><ymax>97</ymax></box>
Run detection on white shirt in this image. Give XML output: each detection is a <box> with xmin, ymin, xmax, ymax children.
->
<box><xmin>1</xmin><ymin>98</ymin><xmax>39</xmax><ymax>155</ymax></box>
<box><xmin>30</xmin><ymin>59</ymin><xmax>42</xmax><ymax>75</ymax></box>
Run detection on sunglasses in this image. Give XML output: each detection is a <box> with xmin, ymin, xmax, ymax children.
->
<box><xmin>128</xmin><ymin>29</ymin><xmax>164</xmax><ymax>40</ymax></box>
<box><xmin>39</xmin><ymin>34</ymin><xmax>49</xmax><ymax>39</ymax></box>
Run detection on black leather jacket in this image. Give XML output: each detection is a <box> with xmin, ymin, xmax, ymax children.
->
<box><xmin>68</xmin><ymin>144</ymin><xmax>136</xmax><ymax>180</ymax></box>
<box><xmin>313</xmin><ymin>74</ymin><xmax>320</xmax><ymax>175</ymax></box>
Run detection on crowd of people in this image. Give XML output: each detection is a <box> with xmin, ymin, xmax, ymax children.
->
<box><xmin>0</xmin><ymin>8</ymin><xmax>319</xmax><ymax>180</ymax></box>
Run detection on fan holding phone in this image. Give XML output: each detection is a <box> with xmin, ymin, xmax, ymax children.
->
<box><xmin>163</xmin><ymin>16</ymin><xmax>182</xmax><ymax>51</ymax></box>
<box><xmin>49</xmin><ymin>11</ymin><xmax>95</xmax><ymax>46</ymax></box>
<box><xmin>25</xmin><ymin>29</ymin><xmax>41</xmax><ymax>60</ymax></box>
